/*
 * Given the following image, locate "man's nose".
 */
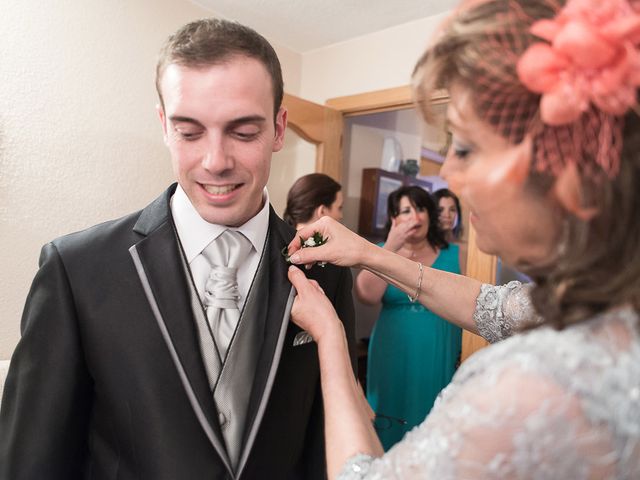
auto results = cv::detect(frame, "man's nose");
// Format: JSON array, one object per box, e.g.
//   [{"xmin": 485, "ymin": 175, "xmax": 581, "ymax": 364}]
[{"xmin": 201, "ymin": 135, "xmax": 233, "ymax": 173}]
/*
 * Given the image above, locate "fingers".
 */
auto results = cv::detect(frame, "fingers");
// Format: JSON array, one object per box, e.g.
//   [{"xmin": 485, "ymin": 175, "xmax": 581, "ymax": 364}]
[
  {"xmin": 287, "ymin": 265, "xmax": 310, "ymax": 291},
  {"xmin": 308, "ymin": 279, "xmax": 326, "ymax": 295},
  {"xmin": 288, "ymin": 244, "xmax": 324, "ymax": 266},
  {"xmin": 286, "ymin": 218, "xmax": 333, "ymax": 265}
]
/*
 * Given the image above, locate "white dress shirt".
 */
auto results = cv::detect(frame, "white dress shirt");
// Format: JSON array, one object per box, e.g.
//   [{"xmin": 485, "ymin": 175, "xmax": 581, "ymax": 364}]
[{"xmin": 170, "ymin": 185, "xmax": 270, "ymax": 311}]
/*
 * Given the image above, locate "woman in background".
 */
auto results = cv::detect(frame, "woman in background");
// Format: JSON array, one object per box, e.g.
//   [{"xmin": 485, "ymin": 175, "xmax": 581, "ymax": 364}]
[
  {"xmin": 283, "ymin": 173, "xmax": 343, "ymax": 229},
  {"xmin": 434, "ymin": 189, "xmax": 462, "ymax": 243},
  {"xmin": 434, "ymin": 188, "xmax": 467, "ymax": 273},
  {"xmin": 355, "ymin": 186, "xmax": 461, "ymax": 450}
]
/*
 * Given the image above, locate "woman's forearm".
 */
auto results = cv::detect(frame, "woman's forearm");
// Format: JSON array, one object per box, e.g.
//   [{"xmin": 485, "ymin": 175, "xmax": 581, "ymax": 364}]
[
  {"xmin": 318, "ymin": 324, "xmax": 383, "ymax": 479},
  {"xmin": 360, "ymin": 243, "xmax": 482, "ymax": 333}
]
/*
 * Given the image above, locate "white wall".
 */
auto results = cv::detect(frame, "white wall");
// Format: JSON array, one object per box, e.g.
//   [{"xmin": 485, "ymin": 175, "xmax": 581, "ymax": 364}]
[
  {"xmin": 0, "ymin": 0, "xmax": 302, "ymax": 360},
  {"xmin": 300, "ymin": 13, "xmax": 449, "ymax": 104}
]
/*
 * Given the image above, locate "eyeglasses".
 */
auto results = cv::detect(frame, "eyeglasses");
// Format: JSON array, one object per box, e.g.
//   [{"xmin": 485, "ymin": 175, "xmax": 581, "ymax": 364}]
[{"xmin": 373, "ymin": 413, "xmax": 407, "ymax": 431}]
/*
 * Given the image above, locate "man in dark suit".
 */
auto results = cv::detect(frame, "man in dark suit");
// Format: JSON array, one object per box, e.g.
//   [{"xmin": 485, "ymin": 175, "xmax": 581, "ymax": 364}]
[{"xmin": 0, "ymin": 18, "xmax": 356, "ymax": 479}]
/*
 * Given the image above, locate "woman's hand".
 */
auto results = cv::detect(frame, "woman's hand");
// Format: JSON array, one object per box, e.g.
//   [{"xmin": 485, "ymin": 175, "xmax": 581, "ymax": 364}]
[
  {"xmin": 287, "ymin": 265, "xmax": 344, "ymax": 343},
  {"xmin": 286, "ymin": 217, "xmax": 371, "ymax": 269},
  {"xmin": 384, "ymin": 217, "xmax": 417, "ymax": 252}
]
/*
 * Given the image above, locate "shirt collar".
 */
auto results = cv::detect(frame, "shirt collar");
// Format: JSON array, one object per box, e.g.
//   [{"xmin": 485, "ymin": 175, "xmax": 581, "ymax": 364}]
[{"xmin": 170, "ymin": 184, "xmax": 270, "ymax": 263}]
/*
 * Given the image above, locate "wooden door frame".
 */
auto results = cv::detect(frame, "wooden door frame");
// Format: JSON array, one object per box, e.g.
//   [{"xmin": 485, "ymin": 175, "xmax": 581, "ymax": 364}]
[
  {"xmin": 282, "ymin": 93, "xmax": 343, "ymax": 182},
  {"xmin": 325, "ymin": 85, "xmax": 494, "ymax": 361}
]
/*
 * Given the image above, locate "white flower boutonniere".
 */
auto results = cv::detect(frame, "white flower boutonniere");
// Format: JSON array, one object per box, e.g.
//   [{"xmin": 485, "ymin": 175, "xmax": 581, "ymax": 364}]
[{"xmin": 282, "ymin": 232, "xmax": 328, "ymax": 266}]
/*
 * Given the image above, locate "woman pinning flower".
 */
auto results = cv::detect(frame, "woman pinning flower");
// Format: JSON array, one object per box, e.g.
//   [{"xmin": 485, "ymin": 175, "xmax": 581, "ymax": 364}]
[{"xmin": 285, "ymin": 0, "xmax": 640, "ymax": 478}]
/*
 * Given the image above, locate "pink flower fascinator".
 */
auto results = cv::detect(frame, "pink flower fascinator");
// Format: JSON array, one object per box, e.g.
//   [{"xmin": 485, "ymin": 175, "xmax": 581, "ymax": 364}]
[
  {"xmin": 514, "ymin": 0, "xmax": 640, "ymax": 177},
  {"xmin": 517, "ymin": 0, "xmax": 640, "ymax": 125}
]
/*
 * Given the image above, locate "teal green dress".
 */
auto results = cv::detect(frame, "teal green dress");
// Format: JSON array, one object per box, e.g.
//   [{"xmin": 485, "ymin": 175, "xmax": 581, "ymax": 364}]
[{"xmin": 367, "ymin": 244, "xmax": 462, "ymax": 451}]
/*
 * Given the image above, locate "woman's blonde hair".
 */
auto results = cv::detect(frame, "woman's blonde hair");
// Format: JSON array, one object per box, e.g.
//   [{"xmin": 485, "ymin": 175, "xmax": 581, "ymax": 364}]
[{"xmin": 414, "ymin": 0, "xmax": 640, "ymax": 329}]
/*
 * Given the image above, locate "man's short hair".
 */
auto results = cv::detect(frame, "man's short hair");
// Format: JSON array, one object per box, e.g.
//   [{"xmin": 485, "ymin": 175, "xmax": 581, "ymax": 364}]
[{"xmin": 156, "ymin": 18, "xmax": 284, "ymax": 119}]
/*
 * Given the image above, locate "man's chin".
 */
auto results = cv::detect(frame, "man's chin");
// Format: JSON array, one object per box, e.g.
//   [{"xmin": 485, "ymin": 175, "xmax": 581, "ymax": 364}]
[{"xmin": 196, "ymin": 206, "xmax": 242, "ymax": 227}]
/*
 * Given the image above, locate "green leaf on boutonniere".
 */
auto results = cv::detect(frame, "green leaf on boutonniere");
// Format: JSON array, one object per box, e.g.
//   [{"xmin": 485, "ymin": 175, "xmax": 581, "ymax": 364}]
[{"xmin": 282, "ymin": 231, "xmax": 328, "ymax": 266}]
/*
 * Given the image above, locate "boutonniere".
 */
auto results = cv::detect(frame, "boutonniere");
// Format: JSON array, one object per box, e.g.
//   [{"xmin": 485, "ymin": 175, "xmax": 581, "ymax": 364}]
[{"xmin": 282, "ymin": 231, "xmax": 328, "ymax": 266}]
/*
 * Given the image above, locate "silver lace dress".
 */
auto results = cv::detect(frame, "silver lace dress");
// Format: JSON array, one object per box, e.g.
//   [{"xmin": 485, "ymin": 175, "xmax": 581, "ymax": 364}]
[{"xmin": 339, "ymin": 281, "xmax": 640, "ymax": 479}]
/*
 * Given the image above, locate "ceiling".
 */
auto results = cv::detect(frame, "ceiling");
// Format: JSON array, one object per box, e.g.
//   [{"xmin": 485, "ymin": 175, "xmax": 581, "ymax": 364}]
[{"xmin": 191, "ymin": 0, "xmax": 457, "ymax": 53}]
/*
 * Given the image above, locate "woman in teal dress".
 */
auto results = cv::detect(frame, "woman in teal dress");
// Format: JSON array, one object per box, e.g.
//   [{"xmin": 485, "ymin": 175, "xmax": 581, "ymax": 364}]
[{"xmin": 356, "ymin": 186, "xmax": 461, "ymax": 450}]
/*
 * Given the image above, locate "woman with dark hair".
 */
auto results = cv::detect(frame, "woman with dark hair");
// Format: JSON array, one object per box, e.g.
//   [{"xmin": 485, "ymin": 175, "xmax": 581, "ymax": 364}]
[
  {"xmin": 283, "ymin": 173, "xmax": 343, "ymax": 229},
  {"xmin": 433, "ymin": 189, "xmax": 463, "ymax": 241},
  {"xmin": 434, "ymin": 188, "xmax": 467, "ymax": 273},
  {"xmin": 355, "ymin": 185, "xmax": 461, "ymax": 450},
  {"xmin": 285, "ymin": 0, "xmax": 640, "ymax": 478}
]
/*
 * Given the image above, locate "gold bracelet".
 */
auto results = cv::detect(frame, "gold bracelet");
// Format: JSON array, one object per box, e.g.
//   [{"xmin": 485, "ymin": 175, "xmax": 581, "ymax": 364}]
[{"xmin": 408, "ymin": 262, "xmax": 423, "ymax": 303}]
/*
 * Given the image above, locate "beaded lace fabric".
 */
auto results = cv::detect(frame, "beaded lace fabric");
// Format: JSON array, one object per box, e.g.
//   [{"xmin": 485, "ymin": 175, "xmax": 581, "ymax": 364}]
[{"xmin": 339, "ymin": 282, "xmax": 640, "ymax": 479}]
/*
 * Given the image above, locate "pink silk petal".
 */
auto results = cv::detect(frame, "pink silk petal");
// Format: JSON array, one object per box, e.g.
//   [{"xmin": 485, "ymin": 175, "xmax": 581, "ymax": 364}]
[
  {"xmin": 554, "ymin": 20, "xmax": 617, "ymax": 68},
  {"xmin": 530, "ymin": 19, "xmax": 562, "ymax": 42},
  {"xmin": 590, "ymin": 50, "xmax": 630, "ymax": 97},
  {"xmin": 601, "ymin": 16, "xmax": 640, "ymax": 43},
  {"xmin": 540, "ymin": 88, "xmax": 584, "ymax": 125},
  {"xmin": 593, "ymin": 86, "xmax": 636, "ymax": 115},
  {"xmin": 517, "ymin": 43, "xmax": 566, "ymax": 92}
]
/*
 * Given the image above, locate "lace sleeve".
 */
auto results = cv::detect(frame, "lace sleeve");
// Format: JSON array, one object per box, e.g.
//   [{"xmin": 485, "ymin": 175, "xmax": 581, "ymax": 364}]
[
  {"xmin": 336, "ymin": 317, "xmax": 638, "ymax": 480},
  {"xmin": 473, "ymin": 281, "xmax": 541, "ymax": 343}
]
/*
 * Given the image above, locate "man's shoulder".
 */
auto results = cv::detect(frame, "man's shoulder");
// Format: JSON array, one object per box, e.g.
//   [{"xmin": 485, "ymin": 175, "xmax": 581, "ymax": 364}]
[
  {"xmin": 51, "ymin": 208, "xmax": 144, "ymax": 256},
  {"xmin": 51, "ymin": 186, "xmax": 174, "ymax": 256}
]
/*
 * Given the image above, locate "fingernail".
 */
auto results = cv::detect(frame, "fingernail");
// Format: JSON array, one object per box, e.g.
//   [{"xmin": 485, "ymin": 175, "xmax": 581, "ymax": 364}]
[{"xmin": 290, "ymin": 254, "xmax": 300, "ymax": 264}]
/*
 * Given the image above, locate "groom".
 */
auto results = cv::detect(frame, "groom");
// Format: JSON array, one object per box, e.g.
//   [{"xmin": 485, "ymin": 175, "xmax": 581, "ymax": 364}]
[{"xmin": 0, "ymin": 18, "xmax": 356, "ymax": 479}]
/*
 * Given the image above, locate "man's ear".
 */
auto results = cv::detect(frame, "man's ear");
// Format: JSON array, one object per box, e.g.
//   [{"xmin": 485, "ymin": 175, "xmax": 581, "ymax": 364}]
[
  {"xmin": 156, "ymin": 104, "xmax": 169, "ymax": 145},
  {"xmin": 553, "ymin": 162, "xmax": 599, "ymax": 221},
  {"xmin": 273, "ymin": 106, "xmax": 288, "ymax": 152}
]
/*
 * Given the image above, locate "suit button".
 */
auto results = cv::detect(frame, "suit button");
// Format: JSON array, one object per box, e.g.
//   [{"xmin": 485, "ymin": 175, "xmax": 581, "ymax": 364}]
[{"xmin": 219, "ymin": 412, "xmax": 228, "ymax": 427}]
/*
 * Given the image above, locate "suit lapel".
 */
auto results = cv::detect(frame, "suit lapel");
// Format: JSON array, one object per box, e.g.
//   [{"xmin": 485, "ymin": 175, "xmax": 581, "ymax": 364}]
[
  {"xmin": 236, "ymin": 208, "xmax": 296, "ymax": 477},
  {"xmin": 128, "ymin": 185, "xmax": 232, "ymax": 474}
]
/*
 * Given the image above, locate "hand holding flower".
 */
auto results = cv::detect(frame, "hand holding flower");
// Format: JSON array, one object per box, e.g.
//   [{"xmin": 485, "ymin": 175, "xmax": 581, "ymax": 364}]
[{"xmin": 285, "ymin": 217, "xmax": 372, "ymax": 269}]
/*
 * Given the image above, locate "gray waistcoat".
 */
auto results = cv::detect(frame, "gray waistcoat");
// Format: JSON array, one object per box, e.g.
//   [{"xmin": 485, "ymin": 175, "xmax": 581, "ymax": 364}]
[{"xmin": 184, "ymin": 234, "xmax": 269, "ymax": 471}]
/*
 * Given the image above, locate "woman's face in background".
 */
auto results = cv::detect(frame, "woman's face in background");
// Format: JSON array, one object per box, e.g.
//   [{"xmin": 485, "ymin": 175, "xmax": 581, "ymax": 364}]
[
  {"xmin": 438, "ymin": 196, "xmax": 458, "ymax": 233},
  {"xmin": 440, "ymin": 84, "xmax": 562, "ymax": 269},
  {"xmin": 394, "ymin": 196, "xmax": 429, "ymax": 241}
]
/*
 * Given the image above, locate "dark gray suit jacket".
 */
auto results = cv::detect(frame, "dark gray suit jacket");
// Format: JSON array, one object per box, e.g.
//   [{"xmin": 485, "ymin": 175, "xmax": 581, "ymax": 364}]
[{"xmin": 0, "ymin": 184, "xmax": 356, "ymax": 479}]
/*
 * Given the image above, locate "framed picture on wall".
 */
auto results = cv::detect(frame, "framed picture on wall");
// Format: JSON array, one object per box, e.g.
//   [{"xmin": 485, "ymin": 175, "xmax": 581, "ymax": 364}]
[{"xmin": 375, "ymin": 176, "xmax": 403, "ymax": 230}]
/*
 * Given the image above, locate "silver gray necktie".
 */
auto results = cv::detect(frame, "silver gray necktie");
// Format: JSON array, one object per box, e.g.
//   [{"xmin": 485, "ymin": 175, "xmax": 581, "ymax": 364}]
[{"xmin": 201, "ymin": 230, "xmax": 251, "ymax": 359}]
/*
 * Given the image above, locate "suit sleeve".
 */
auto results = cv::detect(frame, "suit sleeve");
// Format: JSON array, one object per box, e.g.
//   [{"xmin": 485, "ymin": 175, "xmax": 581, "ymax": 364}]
[
  {"xmin": 0, "ymin": 242, "xmax": 92, "ymax": 479},
  {"xmin": 333, "ymin": 266, "xmax": 357, "ymax": 374}
]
